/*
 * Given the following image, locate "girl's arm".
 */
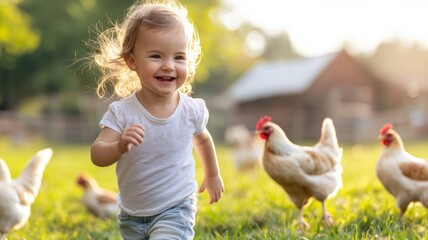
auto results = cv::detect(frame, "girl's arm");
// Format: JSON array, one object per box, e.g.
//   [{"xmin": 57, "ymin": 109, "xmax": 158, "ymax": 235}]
[
  {"xmin": 91, "ymin": 124, "xmax": 144, "ymax": 167},
  {"xmin": 193, "ymin": 129, "xmax": 224, "ymax": 204}
]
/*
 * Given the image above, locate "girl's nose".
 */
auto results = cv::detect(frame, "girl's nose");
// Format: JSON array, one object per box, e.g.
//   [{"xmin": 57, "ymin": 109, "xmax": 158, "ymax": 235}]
[{"xmin": 161, "ymin": 59, "xmax": 174, "ymax": 71}]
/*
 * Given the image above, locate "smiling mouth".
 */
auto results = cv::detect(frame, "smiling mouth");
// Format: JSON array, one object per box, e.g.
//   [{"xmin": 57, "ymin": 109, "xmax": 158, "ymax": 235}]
[{"xmin": 156, "ymin": 76, "xmax": 176, "ymax": 82}]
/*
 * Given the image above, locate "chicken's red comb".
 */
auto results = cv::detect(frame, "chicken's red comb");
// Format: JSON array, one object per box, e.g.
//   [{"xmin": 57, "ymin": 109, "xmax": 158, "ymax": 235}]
[
  {"xmin": 256, "ymin": 116, "xmax": 271, "ymax": 130},
  {"xmin": 380, "ymin": 123, "xmax": 393, "ymax": 135}
]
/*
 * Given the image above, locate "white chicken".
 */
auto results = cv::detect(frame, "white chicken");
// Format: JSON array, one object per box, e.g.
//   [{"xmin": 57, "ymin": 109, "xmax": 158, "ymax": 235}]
[
  {"xmin": 224, "ymin": 124, "xmax": 262, "ymax": 171},
  {"xmin": 255, "ymin": 116, "xmax": 343, "ymax": 229},
  {"xmin": 0, "ymin": 148, "xmax": 53, "ymax": 239},
  {"xmin": 76, "ymin": 173, "xmax": 119, "ymax": 218},
  {"xmin": 377, "ymin": 123, "xmax": 428, "ymax": 219}
]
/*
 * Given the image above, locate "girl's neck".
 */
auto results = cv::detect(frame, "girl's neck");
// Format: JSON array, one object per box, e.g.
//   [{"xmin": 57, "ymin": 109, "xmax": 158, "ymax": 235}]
[{"xmin": 136, "ymin": 90, "xmax": 180, "ymax": 119}]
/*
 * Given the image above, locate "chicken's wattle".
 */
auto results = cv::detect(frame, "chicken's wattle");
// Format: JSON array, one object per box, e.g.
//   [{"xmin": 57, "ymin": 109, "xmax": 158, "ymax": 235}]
[
  {"xmin": 382, "ymin": 139, "xmax": 391, "ymax": 146},
  {"xmin": 381, "ymin": 134, "xmax": 394, "ymax": 146},
  {"xmin": 260, "ymin": 132, "xmax": 269, "ymax": 140}
]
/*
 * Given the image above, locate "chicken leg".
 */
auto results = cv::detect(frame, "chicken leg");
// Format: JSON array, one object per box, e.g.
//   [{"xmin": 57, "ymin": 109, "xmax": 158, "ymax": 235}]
[
  {"xmin": 298, "ymin": 207, "xmax": 310, "ymax": 230},
  {"xmin": 322, "ymin": 201, "xmax": 334, "ymax": 225}
]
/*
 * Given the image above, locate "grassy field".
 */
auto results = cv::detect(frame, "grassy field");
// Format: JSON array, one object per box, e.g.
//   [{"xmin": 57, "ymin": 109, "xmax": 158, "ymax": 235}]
[{"xmin": 1, "ymin": 137, "xmax": 428, "ymax": 239}]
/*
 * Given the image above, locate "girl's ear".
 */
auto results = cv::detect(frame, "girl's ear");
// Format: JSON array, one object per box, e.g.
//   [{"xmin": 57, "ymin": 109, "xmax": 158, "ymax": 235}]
[{"xmin": 125, "ymin": 54, "xmax": 137, "ymax": 71}]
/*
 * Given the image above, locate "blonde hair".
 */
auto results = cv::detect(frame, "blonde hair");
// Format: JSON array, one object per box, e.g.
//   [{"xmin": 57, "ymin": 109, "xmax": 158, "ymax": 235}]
[{"xmin": 90, "ymin": 0, "xmax": 201, "ymax": 99}]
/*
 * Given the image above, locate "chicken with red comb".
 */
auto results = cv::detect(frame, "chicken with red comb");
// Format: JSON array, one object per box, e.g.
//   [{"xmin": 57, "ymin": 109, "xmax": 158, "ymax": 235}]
[
  {"xmin": 255, "ymin": 117, "xmax": 342, "ymax": 230},
  {"xmin": 377, "ymin": 124, "xmax": 428, "ymax": 220}
]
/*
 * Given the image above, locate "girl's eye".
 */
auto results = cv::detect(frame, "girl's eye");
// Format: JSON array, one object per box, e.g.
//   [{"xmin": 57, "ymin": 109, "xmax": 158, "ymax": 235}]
[
  {"xmin": 175, "ymin": 56, "xmax": 186, "ymax": 60},
  {"xmin": 150, "ymin": 54, "xmax": 161, "ymax": 59}
]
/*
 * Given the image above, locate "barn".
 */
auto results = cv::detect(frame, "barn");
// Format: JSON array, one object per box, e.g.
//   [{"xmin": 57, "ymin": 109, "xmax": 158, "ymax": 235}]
[{"xmin": 225, "ymin": 50, "xmax": 428, "ymax": 143}]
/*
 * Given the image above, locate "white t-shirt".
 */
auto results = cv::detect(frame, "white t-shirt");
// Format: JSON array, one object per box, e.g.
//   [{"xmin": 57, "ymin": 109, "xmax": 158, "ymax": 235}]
[{"xmin": 99, "ymin": 92, "xmax": 208, "ymax": 216}]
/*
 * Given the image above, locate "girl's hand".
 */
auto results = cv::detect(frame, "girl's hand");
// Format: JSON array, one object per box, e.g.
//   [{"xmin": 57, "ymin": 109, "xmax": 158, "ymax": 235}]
[
  {"xmin": 198, "ymin": 175, "xmax": 224, "ymax": 204},
  {"xmin": 118, "ymin": 124, "xmax": 145, "ymax": 154}
]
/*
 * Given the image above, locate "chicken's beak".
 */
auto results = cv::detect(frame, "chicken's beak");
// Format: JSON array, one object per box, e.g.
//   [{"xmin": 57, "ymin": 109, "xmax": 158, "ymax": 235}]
[
  {"xmin": 254, "ymin": 130, "xmax": 262, "ymax": 135},
  {"xmin": 377, "ymin": 134, "xmax": 384, "ymax": 140}
]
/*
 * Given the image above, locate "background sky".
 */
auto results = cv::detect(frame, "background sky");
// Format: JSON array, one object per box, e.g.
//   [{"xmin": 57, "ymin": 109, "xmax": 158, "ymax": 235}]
[{"xmin": 222, "ymin": 0, "xmax": 428, "ymax": 57}]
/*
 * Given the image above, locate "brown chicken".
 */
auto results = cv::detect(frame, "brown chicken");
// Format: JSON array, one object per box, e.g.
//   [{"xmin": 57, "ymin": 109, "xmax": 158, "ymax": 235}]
[
  {"xmin": 76, "ymin": 173, "xmax": 119, "ymax": 218},
  {"xmin": 0, "ymin": 148, "xmax": 53, "ymax": 239},
  {"xmin": 256, "ymin": 116, "xmax": 343, "ymax": 229},
  {"xmin": 377, "ymin": 124, "xmax": 428, "ymax": 219}
]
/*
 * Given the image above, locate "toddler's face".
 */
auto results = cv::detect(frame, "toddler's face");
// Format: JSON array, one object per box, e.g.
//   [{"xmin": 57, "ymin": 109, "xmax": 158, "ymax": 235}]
[{"xmin": 126, "ymin": 25, "xmax": 189, "ymax": 98}]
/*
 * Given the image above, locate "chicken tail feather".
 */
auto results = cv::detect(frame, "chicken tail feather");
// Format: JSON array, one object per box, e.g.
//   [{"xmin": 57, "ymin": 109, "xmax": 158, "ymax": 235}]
[
  {"xmin": 0, "ymin": 159, "xmax": 12, "ymax": 183},
  {"xmin": 13, "ymin": 148, "xmax": 53, "ymax": 198},
  {"xmin": 318, "ymin": 118, "xmax": 340, "ymax": 151}
]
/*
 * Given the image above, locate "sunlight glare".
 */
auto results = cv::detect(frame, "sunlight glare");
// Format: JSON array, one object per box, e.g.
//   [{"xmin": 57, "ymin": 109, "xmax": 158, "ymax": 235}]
[
  {"xmin": 223, "ymin": 0, "xmax": 428, "ymax": 57},
  {"xmin": 245, "ymin": 31, "xmax": 266, "ymax": 57}
]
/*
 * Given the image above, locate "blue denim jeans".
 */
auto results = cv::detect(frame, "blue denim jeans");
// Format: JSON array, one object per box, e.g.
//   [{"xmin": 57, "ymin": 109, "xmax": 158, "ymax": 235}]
[{"xmin": 118, "ymin": 194, "xmax": 197, "ymax": 240}]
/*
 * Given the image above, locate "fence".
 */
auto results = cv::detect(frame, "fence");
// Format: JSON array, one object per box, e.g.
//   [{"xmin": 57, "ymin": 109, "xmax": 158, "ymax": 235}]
[{"xmin": 0, "ymin": 111, "xmax": 99, "ymax": 145}]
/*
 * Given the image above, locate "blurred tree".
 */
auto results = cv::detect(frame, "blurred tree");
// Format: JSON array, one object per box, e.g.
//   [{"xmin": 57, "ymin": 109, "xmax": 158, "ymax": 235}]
[
  {"xmin": 262, "ymin": 31, "xmax": 300, "ymax": 61},
  {"xmin": 0, "ymin": 0, "xmax": 40, "ymax": 109},
  {"xmin": 183, "ymin": 0, "xmax": 255, "ymax": 96},
  {"xmin": 366, "ymin": 39, "xmax": 428, "ymax": 78},
  {"xmin": 1, "ymin": 0, "xmax": 135, "ymax": 111},
  {"xmin": 196, "ymin": 21, "xmax": 301, "ymax": 96},
  {"xmin": 0, "ymin": 0, "xmax": 40, "ymax": 56}
]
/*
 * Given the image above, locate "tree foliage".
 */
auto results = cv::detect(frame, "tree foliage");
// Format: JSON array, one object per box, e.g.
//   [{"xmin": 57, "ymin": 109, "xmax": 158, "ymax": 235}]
[
  {"xmin": 0, "ymin": 0, "xmax": 134, "ymax": 110},
  {"xmin": 0, "ymin": 0, "xmax": 40, "ymax": 56}
]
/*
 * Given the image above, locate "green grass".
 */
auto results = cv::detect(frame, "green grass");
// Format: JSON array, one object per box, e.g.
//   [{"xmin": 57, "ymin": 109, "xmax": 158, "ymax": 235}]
[{"xmin": 1, "ymin": 138, "xmax": 428, "ymax": 239}]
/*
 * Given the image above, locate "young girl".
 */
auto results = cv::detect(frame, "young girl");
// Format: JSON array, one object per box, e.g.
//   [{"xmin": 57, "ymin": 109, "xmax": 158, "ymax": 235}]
[{"xmin": 89, "ymin": 0, "xmax": 224, "ymax": 239}]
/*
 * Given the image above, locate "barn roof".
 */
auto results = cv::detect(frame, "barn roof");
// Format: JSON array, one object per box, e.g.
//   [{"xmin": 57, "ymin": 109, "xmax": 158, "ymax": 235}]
[{"xmin": 228, "ymin": 52, "xmax": 339, "ymax": 102}]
